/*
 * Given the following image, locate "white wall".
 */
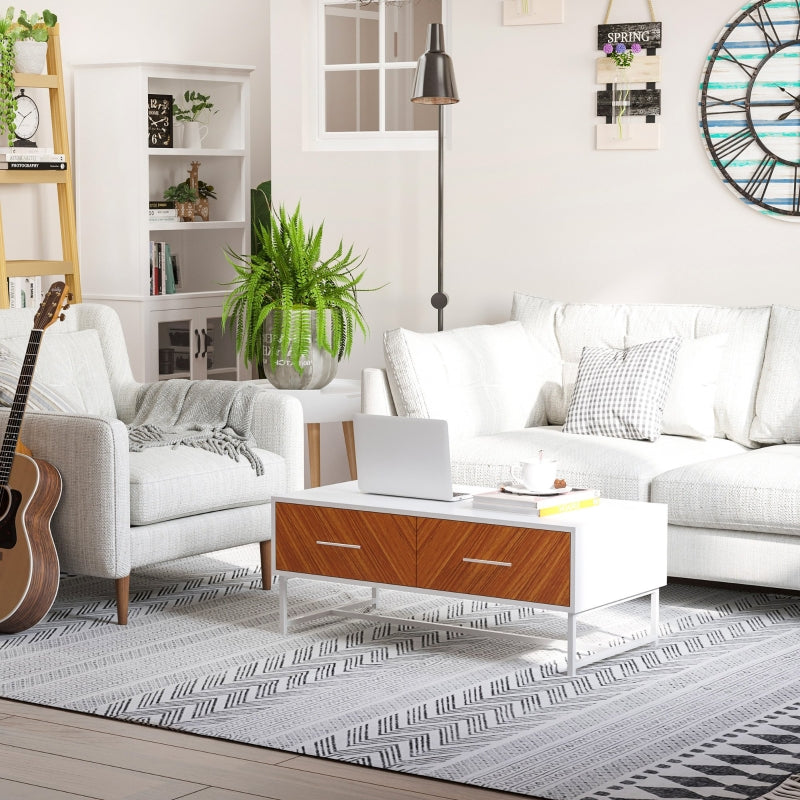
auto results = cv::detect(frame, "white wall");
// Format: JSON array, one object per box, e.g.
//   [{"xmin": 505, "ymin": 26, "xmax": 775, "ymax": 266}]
[{"xmin": 271, "ymin": 0, "xmax": 800, "ymax": 381}]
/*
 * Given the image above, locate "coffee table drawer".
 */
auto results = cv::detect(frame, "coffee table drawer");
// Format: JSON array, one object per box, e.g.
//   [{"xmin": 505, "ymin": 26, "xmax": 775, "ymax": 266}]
[
  {"xmin": 417, "ymin": 519, "xmax": 571, "ymax": 606},
  {"xmin": 275, "ymin": 503, "xmax": 416, "ymax": 586}
]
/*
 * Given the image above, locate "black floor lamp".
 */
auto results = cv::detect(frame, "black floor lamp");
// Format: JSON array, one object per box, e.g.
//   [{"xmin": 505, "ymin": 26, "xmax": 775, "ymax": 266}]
[{"xmin": 411, "ymin": 23, "xmax": 459, "ymax": 332}]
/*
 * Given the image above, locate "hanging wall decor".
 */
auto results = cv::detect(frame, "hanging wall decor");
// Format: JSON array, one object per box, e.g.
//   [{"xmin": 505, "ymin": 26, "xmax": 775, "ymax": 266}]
[
  {"xmin": 502, "ymin": 0, "xmax": 564, "ymax": 26},
  {"xmin": 595, "ymin": 0, "xmax": 662, "ymax": 150}
]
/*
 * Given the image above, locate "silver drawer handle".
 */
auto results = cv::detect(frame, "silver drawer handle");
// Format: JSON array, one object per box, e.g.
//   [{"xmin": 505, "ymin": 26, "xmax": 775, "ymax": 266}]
[
  {"xmin": 316, "ymin": 540, "xmax": 361, "ymax": 549},
  {"xmin": 462, "ymin": 557, "xmax": 512, "ymax": 567}
]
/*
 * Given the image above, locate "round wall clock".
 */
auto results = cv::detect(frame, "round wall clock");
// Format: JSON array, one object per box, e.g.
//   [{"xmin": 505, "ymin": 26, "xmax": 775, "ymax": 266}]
[{"xmin": 700, "ymin": 0, "xmax": 800, "ymax": 219}]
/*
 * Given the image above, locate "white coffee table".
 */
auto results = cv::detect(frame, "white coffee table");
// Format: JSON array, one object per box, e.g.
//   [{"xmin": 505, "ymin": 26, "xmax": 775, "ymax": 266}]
[{"xmin": 272, "ymin": 482, "xmax": 667, "ymax": 676}]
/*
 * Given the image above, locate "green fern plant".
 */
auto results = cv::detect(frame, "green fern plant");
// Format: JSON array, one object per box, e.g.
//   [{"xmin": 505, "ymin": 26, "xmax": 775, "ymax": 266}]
[{"xmin": 222, "ymin": 200, "xmax": 375, "ymax": 374}]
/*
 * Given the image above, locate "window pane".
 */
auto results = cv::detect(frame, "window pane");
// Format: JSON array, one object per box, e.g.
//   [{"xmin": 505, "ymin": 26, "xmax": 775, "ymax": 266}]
[
  {"xmin": 385, "ymin": 0, "xmax": 442, "ymax": 63},
  {"xmin": 325, "ymin": 3, "xmax": 379, "ymax": 65},
  {"xmin": 386, "ymin": 68, "xmax": 437, "ymax": 131},
  {"xmin": 326, "ymin": 70, "xmax": 380, "ymax": 132}
]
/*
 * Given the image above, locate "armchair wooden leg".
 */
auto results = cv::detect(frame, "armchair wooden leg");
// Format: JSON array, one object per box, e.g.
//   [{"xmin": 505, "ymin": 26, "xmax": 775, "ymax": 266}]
[
  {"xmin": 259, "ymin": 541, "xmax": 272, "ymax": 590},
  {"xmin": 116, "ymin": 576, "xmax": 130, "ymax": 625}
]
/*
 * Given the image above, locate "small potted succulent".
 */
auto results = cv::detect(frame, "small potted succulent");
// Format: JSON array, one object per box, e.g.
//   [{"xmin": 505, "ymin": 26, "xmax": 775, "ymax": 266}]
[{"xmin": 163, "ymin": 182, "xmax": 198, "ymax": 222}]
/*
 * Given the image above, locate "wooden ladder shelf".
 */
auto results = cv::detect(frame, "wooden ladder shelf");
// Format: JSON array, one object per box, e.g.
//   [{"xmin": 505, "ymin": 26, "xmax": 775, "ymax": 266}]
[{"xmin": 0, "ymin": 24, "xmax": 82, "ymax": 306}]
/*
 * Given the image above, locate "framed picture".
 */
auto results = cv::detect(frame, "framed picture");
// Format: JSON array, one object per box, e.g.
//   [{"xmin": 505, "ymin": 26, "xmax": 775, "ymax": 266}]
[{"xmin": 147, "ymin": 93, "xmax": 173, "ymax": 148}]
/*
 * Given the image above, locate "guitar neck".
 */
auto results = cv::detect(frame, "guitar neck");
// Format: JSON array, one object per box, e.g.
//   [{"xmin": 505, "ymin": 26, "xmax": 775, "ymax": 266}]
[{"xmin": 0, "ymin": 329, "xmax": 42, "ymax": 486}]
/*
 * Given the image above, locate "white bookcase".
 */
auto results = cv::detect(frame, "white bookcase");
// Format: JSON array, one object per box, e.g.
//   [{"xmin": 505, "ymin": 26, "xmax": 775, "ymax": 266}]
[{"xmin": 73, "ymin": 61, "xmax": 253, "ymax": 383}]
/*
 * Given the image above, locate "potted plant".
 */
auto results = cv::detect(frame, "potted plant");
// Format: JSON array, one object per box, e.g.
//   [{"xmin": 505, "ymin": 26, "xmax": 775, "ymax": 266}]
[
  {"xmin": 7, "ymin": 7, "xmax": 56, "ymax": 73},
  {"xmin": 0, "ymin": 7, "xmax": 55, "ymax": 144},
  {"xmin": 163, "ymin": 182, "xmax": 198, "ymax": 222},
  {"xmin": 172, "ymin": 89, "xmax": 216, "ymax": 148},
  {"xmin": 221, "ymin": 199, "xmax": 375, "ymax": 389}
]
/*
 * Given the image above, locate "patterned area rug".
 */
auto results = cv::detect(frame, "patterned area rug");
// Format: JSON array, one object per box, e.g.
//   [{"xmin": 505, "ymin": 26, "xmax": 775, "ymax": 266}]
[{"xmin": 1, "ymin": 544, "xmax": 799, "ymax": 800}]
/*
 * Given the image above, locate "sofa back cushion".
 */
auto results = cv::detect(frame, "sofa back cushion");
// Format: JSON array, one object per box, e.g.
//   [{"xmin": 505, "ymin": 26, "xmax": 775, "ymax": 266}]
[
  {"xmin": 750, "ymin": 304, "xmax": 800, "ymax": 443},
  {"xmin": 383, "ymin": 321, "xmax": 552, "ymax": 438},
  {"xmin": 511, "ymin": 293, "xmax": 771, "ymax": 447}
]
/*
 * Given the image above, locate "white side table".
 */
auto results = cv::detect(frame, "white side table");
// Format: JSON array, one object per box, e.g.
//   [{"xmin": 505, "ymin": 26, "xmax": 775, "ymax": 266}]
[{"xmin": 251, "ymin": 378, "xmax": 361, "ymax": 487}]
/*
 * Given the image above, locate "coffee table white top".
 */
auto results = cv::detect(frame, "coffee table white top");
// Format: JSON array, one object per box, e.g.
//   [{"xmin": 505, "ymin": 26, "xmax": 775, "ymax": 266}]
[{"xmin": 273, "ymin": 480, "xmax": 666, "ymax": 533}]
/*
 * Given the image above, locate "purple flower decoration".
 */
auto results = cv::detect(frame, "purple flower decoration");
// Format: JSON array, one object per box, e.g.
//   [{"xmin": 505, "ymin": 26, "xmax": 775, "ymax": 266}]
[
  {"xmin": 631, "ymin": 42, "xmax": 642, "ymax": 54},
  {"xmin": 603, "ymin": 43, "xmax": 613, "ymax": 54},
  {"xmin": 615, "ymin": 43, "xmax": 627, "ymax": 54}
]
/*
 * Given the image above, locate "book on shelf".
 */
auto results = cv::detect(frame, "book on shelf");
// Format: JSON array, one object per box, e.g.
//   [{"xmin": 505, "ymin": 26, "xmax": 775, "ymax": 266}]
[
  {"xmin": 0, "ymin": 153, "xmax": 65, "ymax": 162},
  {"xmin": 0, "ymin": 146, "xmax": 54, "ymax": 155},
  {"xmin": 149, "ymin": 241, "xmax": 178, "ymax": 296},
  {"xmin": 148, "ymin": 208, "xmax": 178, "ymax": 219},
  {"xmin": 149, "ymin": 201, "xmax": 175, "ymax": 209},
  {"xmin": 0, "ymin": 161, "xmax": 66, "ymax": 170},
  {"xmin": 471, "ymin": 488, "xmax": 601, "ymax": 516},
  {"xmin": 7, "ymin": 276, "xmax": 42, "ymax": 309}
]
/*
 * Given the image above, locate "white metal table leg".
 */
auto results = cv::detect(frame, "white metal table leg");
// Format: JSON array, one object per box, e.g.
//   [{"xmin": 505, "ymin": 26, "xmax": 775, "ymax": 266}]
[
  {"xmin": 567, "ymin": 612, "xmax": 577, "ymax": 676},
  {"xmin": 278, "ymin": 575, "xmax": 289, "ymax": 634},
  {"xmin": 650, "ymin": 588, "xmax": 660, "ymax": 643}
]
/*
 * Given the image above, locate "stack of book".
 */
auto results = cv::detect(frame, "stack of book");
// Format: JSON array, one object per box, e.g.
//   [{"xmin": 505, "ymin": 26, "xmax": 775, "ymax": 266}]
[
  {"xmin": 148, "ymin": 201, "xmax": 178, "ymax": 221},
  {"xmin": 0, "ymin": 148, "xmax": 66, "ymax": 170},
  {"xmin": 471, "ymin": 487, "xmax": 600, "ymax": 516},
  {"xmin": 149, "ymin": 241, "xmax": 180, "ymax": 296}
]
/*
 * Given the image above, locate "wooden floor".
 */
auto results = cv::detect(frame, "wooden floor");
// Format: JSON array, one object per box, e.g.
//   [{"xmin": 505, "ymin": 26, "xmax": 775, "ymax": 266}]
[{"xmin": 0, "ymin": 698, "xmax": 538, "ymax": 800}]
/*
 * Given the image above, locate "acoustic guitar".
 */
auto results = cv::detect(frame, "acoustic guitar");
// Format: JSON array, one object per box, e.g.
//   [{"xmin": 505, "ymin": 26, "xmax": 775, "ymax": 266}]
[{"xmin": 0, "ymin": 281, "xmax": 70, "ymax": 633}]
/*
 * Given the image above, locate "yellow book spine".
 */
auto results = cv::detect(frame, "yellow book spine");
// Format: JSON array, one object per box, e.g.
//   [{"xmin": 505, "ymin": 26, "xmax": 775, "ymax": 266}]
[{"xmin": 537, "ymin": 497, "xmax": 600, "ymax": 516}]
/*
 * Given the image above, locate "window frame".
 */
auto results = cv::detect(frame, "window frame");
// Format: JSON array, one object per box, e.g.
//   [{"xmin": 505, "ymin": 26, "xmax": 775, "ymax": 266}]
[{"xmin": 312, "ymin": 0, "xmax": 449, "ymax": 151}]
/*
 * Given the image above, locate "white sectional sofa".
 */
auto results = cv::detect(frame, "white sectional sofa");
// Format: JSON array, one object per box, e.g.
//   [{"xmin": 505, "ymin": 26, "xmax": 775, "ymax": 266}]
[{"xmin": 361, "ymin": 292, "xmax": 800, "ymax": 592}]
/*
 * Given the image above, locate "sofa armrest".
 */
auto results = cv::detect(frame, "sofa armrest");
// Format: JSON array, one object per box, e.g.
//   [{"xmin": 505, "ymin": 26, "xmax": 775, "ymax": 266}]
[
  {"xmin": 249, "ymin": 391, "xmax": 305, "ymax": 491},
  {"xmin": 361, "ymin": 368, "xmax": 397, "ymax": 416},
  {"xmin": 6, "ymin": 410, "xmax": 132, "ymax": 580}
]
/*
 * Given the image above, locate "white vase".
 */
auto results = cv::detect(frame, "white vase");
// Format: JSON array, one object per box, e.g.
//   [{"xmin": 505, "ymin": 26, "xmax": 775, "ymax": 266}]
[
  {"xmin": 13, "ymin": 40, "xmax": 47, "ymax": 75},
  {"xmin": 182, "ymin": 121, "xmax": 208, "ymax": 149}
]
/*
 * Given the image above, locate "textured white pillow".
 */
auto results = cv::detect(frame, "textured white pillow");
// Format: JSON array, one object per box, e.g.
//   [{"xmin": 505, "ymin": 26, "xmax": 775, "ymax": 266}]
[
  {"xmin": 563, "ymin": 338, "xmax": 681, "ymax": 441},
  {"xmin": 0, "ymin": 329, "xmax": 116, "ymax": 417},
  {"xmin": 0, "ymin": 346, "xmax": 79, "ymax": 413},
  {"xmin": 626, "ymin": 334, "xmax": 728, "ymax": 439},
  {"xmin": 383, "ymin": 321, "xmax": 550, "ymax": 439}
]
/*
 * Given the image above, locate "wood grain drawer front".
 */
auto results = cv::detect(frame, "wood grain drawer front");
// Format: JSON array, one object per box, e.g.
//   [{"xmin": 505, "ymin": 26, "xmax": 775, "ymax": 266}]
[
  {"xmin": 417, "ymin": 519, "xmax": 571, "ymax": 606},
  {"xmin": 275, "ymin": 504, "xmax": 416, "ymax": 586}
]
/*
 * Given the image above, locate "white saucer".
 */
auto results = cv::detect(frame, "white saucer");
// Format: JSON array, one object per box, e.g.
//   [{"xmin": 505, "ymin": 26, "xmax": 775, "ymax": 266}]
[{"xmin": 501, "ymin": 483, "xmax": 573, "ymax": 496}]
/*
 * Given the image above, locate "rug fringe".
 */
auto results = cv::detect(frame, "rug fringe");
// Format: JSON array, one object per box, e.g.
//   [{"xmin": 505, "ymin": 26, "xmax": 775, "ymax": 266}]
[{"xmin": 757, "ymin": 774, "xmax": 800, "ymax": 800}]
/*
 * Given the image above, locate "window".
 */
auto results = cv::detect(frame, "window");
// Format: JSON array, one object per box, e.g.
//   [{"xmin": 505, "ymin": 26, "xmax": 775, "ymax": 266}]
[{"xmin": 317, "ymin": 0, "xmax": 444, "ymax": 148}]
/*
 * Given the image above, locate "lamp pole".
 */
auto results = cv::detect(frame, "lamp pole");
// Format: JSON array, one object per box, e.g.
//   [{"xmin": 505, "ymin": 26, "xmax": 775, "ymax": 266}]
[{"xmin": 411, "ymin": 23, "xmax": 458, "ymax": 332}]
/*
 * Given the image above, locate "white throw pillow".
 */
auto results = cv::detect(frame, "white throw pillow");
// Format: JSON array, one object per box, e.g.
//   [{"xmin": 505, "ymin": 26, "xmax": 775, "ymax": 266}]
[
  {"xmin": 0, "ymin": 346, "xmax": 79, "ymax": 413},
  {"xmin": 652, "ymin": 334, "xmax": 727, "ymax": 439},
  {"xmin": 0, "ymin": 329, "xmax": 116, "ymax": 417},
  {"xmin": 383, "ymin": 321, "xmax": 551, "ymax": 439},
  {"xmin": 563, "ymin": 338, "xmax": 681, "ymax": 441}
]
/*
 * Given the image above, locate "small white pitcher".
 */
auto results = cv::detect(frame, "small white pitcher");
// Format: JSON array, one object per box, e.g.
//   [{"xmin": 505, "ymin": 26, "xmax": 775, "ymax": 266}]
[{"xmin": 182, "ymin": 121, "xmax": 208, "ymax": 149}]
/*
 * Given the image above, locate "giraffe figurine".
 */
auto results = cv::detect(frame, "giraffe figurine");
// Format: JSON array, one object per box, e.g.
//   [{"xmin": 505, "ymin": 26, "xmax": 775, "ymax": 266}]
[{"xmin": 187, "ymin": 161, "xmax": 209, "ymax": 222}]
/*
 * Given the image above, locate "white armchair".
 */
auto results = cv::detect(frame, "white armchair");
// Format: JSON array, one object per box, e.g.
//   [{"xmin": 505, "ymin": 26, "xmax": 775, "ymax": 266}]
[{"xmin": 0, "ymin": 303, "xmax": 304, "ymax": 624}]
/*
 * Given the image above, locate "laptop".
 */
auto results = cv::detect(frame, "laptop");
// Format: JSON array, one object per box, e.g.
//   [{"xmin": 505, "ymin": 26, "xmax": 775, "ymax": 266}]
[{"xmin": 353, "ymin": 414, "xmax": 471, "ymax": 502}]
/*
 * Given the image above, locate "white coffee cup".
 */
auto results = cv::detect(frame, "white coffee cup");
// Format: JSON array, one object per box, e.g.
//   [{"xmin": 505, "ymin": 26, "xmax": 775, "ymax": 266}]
[{"xmin": 511, "ymin": 458, "xmax": 558, "ymax": 492}]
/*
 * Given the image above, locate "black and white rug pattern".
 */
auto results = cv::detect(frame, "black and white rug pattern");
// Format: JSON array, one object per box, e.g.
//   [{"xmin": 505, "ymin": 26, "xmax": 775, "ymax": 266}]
[{"xmin": 1, "ymin": 545, "xmax": 799, "ymax": 800}]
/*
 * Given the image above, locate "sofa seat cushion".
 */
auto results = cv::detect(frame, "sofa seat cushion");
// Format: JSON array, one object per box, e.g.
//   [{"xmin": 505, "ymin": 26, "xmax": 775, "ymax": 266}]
[
  {"xmin": 652, "ymin": 444, "xmax": 800, "ymax": 536},
  {"xmin": 450, "ymin": 426, "xmax": 747, "ymax": 502},
  {"xmin": 129, "ymin": 446, "xmax": 286, "ymax": 526}
]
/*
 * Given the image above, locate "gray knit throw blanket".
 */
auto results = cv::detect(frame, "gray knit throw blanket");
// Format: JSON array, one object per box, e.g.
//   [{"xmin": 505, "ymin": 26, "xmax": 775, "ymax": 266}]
[{"xmin": 128, "ymin": 380, "xmax": 264, "ymax": 475}]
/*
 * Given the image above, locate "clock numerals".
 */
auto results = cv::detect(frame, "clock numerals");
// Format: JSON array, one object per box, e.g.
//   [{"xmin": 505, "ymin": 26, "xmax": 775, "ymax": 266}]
[
  {"xmin": 742, "ymin": 155, "xmax": 777, "ymax": 202},
  {"xmin": 749, "ymin": 4, "xmax": 782, "ymax": 52},
  {"xmin": 718, "ymin": 45, "xmax": 758, "ymax": 78},
  {"xmin": 711, "ymin": 126, "xmax": 756, "ymax": 167},
  {"xmin": 703, "ymin": 94, "xmax": 748, "ymax": 116}
]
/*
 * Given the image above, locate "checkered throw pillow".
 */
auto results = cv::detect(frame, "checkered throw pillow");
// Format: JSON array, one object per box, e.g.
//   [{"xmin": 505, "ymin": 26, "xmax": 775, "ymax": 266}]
[{"xmin": 562, "ymin": 337, "xmax": 681, "ymax": 441}]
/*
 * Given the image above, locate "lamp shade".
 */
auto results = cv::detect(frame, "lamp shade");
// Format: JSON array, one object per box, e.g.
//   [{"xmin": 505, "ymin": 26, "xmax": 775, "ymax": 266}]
[{"xmin": 410, "ymin": 23, "xmax": 459, "ymax": 105}]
